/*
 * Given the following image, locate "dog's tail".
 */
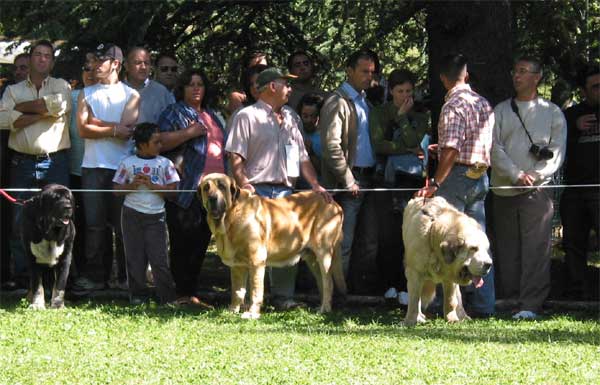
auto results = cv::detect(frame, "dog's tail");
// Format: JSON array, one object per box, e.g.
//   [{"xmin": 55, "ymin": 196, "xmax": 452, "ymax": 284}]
[{"xmin": 332, "ymin": 242, "xmax": 347, "ymax": 295}]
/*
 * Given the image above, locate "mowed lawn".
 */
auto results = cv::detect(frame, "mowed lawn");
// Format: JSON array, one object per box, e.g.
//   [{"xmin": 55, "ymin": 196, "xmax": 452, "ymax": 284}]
[{"xmin": 0, "ymin": 298, "xmax": 598, "ymax": 385}]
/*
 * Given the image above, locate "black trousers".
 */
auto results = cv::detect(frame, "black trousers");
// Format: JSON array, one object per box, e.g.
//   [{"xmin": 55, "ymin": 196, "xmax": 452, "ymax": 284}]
[
  {"xmin": 560, "ymin": 188, "xmax": 600, "ymax": 300},
  {"xmin": 165, "ymin": 197, "xmax": 212, "ymax": 297}
]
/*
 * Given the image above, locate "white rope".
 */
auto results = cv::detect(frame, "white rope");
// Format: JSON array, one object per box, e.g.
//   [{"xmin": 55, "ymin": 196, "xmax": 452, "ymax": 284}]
[{"xmin": 1, "ymin": 183, "xmax": 598, "ymax": 194}]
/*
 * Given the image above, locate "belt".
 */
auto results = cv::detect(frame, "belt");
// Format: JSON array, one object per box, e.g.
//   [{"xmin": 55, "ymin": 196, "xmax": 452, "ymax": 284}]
[
  {"xmin": 352, "ymin": 166, "xmax": 375, "ymax": 176},
  {"xmin": 11, "ymin": 149, "xmax": 67, "ymax": 161}
]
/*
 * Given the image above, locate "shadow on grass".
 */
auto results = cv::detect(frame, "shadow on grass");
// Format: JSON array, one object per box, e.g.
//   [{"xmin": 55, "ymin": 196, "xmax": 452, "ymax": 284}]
[{"xmin": 2, "ymin": 296, "xmax": 598, "ymax": 345}]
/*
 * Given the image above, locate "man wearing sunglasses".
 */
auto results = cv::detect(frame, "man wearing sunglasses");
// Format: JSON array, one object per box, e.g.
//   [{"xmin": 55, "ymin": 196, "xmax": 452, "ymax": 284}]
[
  {"xmin": 74, "ymin": 43, "xmax": 140, "ymax": 292},
  {"xmin": 155, "ymin": 54, "xmax": 180, "ymax": 92}
]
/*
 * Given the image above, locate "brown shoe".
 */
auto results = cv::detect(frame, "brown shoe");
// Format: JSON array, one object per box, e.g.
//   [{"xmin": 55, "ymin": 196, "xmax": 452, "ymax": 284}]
[{"xmin": 189, "ymin": 296, "xmax": 214, "ymax": 310}]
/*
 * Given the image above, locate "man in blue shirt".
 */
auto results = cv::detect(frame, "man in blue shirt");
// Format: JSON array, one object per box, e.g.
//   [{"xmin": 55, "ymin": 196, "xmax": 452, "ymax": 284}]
[{"xmin": 320, "ymin": 49, "xmax": 378, "ymax": 291}]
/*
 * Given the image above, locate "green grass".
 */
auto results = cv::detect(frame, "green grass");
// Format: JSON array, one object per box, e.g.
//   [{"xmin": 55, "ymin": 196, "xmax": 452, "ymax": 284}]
[{"xmin": 0, "ymin": 298, "xmax": 598, "ymax": 385}]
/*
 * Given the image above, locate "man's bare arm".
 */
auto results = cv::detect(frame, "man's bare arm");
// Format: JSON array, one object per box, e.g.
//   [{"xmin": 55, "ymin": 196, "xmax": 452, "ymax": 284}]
[
  {"xmin": 229, "ymin": 152, "xmax": 254, "ymax": 192},
  {"xmin": 12, "ymin": 114, "xmax": 47, "ymax": 129},
  {"xmin": 14, "ymin": 99, "xmax": 48, "ymax": 115}
]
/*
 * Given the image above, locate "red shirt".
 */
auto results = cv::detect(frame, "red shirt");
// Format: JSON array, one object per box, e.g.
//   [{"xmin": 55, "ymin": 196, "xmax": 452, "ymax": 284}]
[{"xmin": 199, "ymin": 110, "xmax": 225, "ymax": 179}]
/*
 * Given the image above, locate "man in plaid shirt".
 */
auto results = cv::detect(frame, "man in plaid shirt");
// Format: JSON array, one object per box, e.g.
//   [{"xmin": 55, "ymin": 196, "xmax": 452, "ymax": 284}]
[{"xmin": 416, "ymin": 53, "xmax": 495, "ymax": 317}]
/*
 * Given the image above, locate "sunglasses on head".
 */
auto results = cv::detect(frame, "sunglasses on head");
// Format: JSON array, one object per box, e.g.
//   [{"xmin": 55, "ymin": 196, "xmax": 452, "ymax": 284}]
[{"xmin": 159, "ymin": 66, "xmax": 178, "ymax": 73}]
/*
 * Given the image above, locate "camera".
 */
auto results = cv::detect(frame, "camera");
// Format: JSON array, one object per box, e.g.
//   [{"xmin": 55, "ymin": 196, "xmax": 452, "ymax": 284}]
[{"xmin": 529, "ymin": 144, "xmax": 553, "ymax": 160}]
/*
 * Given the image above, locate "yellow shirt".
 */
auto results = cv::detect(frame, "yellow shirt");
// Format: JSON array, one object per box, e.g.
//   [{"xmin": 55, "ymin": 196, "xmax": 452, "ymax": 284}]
[{"xmin": 0, "ymin": 76, "xmax": 71, "ymax": 155}]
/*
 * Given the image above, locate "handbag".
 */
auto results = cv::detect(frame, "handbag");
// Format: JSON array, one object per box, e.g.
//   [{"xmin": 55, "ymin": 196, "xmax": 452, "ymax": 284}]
[{"xmin": 384, "ymin": 134, "xmax": 430, "ymax": 184}]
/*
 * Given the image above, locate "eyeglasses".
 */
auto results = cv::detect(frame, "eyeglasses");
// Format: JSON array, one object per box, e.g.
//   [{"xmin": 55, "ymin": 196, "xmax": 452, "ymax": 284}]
[
  {"xmin": 159, "ymin": 66, "xmax": 178, "ymax": 73},
  {"xmin": 82, "ymin": 66, "xmax": 93, "ymax": 72},
  {"xmin": 510, "ymin": 69, "xmax": 540, "ymax": 76}
]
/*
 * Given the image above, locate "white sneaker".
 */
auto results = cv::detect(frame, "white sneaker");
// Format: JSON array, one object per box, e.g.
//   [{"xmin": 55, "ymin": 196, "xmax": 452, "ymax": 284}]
[
  {"xmin": 384, "ymin": 287, "xmax": 398, "ymax": 299},
  {"xmin": 398, "ymin": 291, "xmax": 409, "ymax": 306},
  {"xmin": 512, "ymin": 310, "xmax": 538, "ymax": 320}
]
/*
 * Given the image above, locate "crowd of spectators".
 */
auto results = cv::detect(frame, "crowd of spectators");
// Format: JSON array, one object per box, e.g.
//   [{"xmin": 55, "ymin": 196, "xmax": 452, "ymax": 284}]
[{"xmin": 0, "ymin": 40, "xmax": 598, "ymax": 316}]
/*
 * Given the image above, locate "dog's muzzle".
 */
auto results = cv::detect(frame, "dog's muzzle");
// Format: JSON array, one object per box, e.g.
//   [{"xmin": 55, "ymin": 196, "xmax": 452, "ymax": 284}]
[
  {"xmin": 459, "ymin": 263, "xmax": 491, "ymax": 289},
  {"xmin": 207, "ymin": 194, "xmax": 226, "ymax": 219}
]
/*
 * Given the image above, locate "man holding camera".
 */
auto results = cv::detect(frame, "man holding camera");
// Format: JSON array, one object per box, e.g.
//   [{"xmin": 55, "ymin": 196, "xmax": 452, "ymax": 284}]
[{"xmin": 490, "ymin": 57, "xmax": 566, "ymax": 319}]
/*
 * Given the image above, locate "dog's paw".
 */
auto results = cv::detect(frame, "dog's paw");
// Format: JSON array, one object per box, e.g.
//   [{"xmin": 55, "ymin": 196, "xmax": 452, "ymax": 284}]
[
  {"xmin": 228, "ymin": 305, "xmax": 241, "ymax": 313},
  {"xmin": 29, "ymin": 302, "xmax": 46, "ymax": 310},
  {"xmin": 241, "ymin": 311, "xmax": 260, "ymax": 320},
  {"xmin": 50, "ymin": 300, "xmax": 65, "ymax": 309}
]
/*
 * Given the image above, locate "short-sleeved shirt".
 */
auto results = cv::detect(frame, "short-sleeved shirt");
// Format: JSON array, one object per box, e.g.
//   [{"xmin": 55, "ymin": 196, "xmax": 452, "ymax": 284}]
[
  {"xmin": 82, "ymin": 82, "xmax": 139, "ymax": 170},
  {"xmin": 124, "ymin": 79, "xmax": 174, "ymax": 124},
  {"xmin": 113, "ymin": 155, "xmax": 180, "ymax": 214},
  {"xmin": 438, "ymin": 84, "xmax": 494, "ymax": 166},
  {"xmin": 225, "ymin": 99, "xmax": 309, "ymax": 187},
  {"xmin": 0, "ymin": 76, "xmax": 71, "ymax": 155}
]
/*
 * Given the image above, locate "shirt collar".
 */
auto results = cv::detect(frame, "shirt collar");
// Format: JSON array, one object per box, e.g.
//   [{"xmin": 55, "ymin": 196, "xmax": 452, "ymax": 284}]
[
  {"xmin": 341, "ymin": 81, "xmax": 366, "ymax": 102},
  {"xmin": 25, "ymin": 75, "xmax": 50, "ymax": 88},
  {"xmin": 445, "ymin": 83, "xmax": 472, "ymax": 102},
  {"xmin": 124, "ymin": 78, "xmax": 150, "ymax": 90}
]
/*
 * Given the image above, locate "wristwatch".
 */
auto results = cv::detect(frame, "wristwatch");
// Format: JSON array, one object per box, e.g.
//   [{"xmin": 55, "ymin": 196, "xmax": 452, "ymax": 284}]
[{"xmin": 429, "ymin": 178, "xmax": 440, "ymax": 189}]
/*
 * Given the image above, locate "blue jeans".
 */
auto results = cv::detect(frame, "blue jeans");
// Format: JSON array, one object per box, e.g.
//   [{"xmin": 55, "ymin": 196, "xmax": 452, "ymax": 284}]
[
  {"xmin": 8, "ymin": 150, "xmax": 70, "ymax": 275},
  {"xmin": 436, "ymin": 164, "xmax": 495, "ymax": 315},
  {"xmin": 335, "ymin": 173, "xmax": 376, "ymax": 281},
  {"xmin": 81, "ymin": 167, "xmax": 126, "ymax": 284},
  {"xmin": 253, "ymin": 184, "xmax": 296, "ymax": 300}
]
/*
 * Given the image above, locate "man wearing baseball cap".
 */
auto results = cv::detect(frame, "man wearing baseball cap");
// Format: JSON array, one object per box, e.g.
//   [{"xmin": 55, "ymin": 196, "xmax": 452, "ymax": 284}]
[
  {"xmin": 74, "ymin": 42, "xmax": 140, "ymax": 292},
  {"xmin": 226, "ymin": 67, "xmax": 330, "ymax": 311}
]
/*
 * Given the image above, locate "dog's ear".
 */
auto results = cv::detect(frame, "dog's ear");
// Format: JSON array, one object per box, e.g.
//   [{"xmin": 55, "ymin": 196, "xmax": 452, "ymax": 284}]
[
  {"xmin": 440, "ymin": 237, "xmax": 465, "ymax": 264},
  {"xmin": 230, "ymin": 181, "xmax": 240, "ymax": 202}
]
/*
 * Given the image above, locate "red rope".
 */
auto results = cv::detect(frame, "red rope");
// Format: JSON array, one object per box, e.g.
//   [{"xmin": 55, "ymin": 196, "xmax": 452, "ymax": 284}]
[{"xmin": 0, "ymin": 189, "xmax": 24, "ymax": 205}]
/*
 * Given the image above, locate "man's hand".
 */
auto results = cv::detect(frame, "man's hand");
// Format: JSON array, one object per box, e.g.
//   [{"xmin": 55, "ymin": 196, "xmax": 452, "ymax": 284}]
[
  {"xmin": 414, "ymin": 185, "xmax": 437, "ymax": 198},
  {"xmin": 311, "ymin": 184, "xmax": 333, "ymax": 203},
  {"xmin": 410, "ymin": 147, "xmax": 425, "ymax": 159},
  {"xmin": 515, "ymin": 172, "xmax": 535, "ymax": 186},
  {"xmin": 114, "ymin": 124, "xmax": 134, "ymax": 139},
  {"xmin": 241, "ymin": 183, "xmax": 255, "ymax": 193},
  {"xmin": 576, "ymin": 114, "xmax": 598, "ymax": 132},
  {"xmin": 186, "ymin": 121, "xmax": 207, "ymax": 138},
  {"xmin": 427, "ymin": 143, "xmax": 438, "ymax": 160},
  {"xmin": 348, "ymin": 182, "xmax": 360, "ymax": 197}
]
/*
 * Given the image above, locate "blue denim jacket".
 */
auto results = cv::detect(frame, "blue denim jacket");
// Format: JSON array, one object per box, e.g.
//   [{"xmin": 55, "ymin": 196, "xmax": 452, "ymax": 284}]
[{"xmin": 158, "ymin": 101, "xmax": 227, "ymax": 208}]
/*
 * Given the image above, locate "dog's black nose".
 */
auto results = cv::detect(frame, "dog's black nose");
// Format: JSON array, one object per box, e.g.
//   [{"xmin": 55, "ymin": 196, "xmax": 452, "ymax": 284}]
[{"xmin": 482, "ymin": 262, "xmax": 492, "ymax": 273}]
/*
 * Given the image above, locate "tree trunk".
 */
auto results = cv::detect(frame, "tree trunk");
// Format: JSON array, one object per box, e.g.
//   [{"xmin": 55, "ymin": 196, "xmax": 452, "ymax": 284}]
[{"xmin": 426, "ymin": 1, "xmax": 513, "ymax": 134}]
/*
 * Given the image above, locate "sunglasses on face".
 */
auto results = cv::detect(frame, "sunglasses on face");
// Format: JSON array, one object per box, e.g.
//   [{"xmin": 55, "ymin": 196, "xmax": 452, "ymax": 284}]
[{"xmin": 159, "ymin": 66, "xmax": 178, "ymax": 73}]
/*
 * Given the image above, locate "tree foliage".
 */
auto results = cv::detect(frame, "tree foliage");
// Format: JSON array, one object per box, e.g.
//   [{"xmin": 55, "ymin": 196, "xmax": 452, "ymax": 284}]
[{"xmin": 0, "ymin": 0, "xmax": 597, "ymax": 107}]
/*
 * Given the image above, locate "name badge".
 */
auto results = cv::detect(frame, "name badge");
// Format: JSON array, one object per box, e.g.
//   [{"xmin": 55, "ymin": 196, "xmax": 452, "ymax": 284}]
[{"xmin": 285, "ymin": 143, "xmax": 300, "ymax": 177}]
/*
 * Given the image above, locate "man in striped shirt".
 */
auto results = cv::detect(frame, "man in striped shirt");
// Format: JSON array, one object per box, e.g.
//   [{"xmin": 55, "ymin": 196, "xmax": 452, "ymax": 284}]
[{"xmin": 416, "ymin": 53, "xmax": 495, "ymax": 317}]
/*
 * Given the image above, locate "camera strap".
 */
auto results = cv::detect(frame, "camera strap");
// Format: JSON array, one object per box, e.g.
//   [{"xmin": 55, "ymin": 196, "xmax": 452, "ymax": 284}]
[{"xmin": 510, "ymin": 98, "xmax": 535, "ymax": 145}]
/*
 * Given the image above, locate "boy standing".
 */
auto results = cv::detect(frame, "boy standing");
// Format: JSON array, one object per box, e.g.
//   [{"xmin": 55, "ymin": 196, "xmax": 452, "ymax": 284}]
[{"xmin": 113, "ymin": 123, "xmax": 179, "ymax": 305}]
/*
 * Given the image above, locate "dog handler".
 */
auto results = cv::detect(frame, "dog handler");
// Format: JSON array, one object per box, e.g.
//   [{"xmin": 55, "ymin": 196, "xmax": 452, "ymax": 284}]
[
  {"xmin": 415, "ymin": 53, "xmax": 495, "ymax": 317},
  {"xmin": 226, "ymin": 67, "xmax": 330, "ymax": 310}
]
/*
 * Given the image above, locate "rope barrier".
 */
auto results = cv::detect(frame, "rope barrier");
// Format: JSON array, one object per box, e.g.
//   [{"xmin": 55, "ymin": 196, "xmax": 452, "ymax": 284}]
[{"xmin": 0, "ymin": 183, "xmax": 598, "ymax": 195}]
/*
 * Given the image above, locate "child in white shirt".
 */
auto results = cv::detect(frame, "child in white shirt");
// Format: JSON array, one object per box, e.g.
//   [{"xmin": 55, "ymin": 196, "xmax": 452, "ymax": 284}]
[{"xmin": 113, "ymin": 122, "xmax": 179, "ymax": 305}]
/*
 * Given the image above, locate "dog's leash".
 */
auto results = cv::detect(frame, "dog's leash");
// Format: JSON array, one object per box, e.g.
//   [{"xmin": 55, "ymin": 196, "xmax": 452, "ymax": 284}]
[{"xmin": 0, "ymin": 188, "xmax": 25, "ymax": 205}]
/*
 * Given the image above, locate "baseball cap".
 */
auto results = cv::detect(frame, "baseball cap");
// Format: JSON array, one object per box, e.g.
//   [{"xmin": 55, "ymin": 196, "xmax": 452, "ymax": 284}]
[
  {"xmin": 255, "ymin": 67, "xmax": 298, "ymax": 89},
  {"xmin": 94, "ymin": 43, "xmax": 123, "ymax": 62}
]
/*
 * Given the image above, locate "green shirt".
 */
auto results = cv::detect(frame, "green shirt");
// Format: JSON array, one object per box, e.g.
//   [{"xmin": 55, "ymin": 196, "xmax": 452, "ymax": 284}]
[{"xmin": 369, "ymin": 101, "xmax": 431, "ymax": 155}]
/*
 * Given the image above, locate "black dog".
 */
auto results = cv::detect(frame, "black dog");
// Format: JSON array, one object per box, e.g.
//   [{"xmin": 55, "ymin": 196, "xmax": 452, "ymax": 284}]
[{"xmin": 21, "ymin": 184, "xmax": 75, "ymax": 309}]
